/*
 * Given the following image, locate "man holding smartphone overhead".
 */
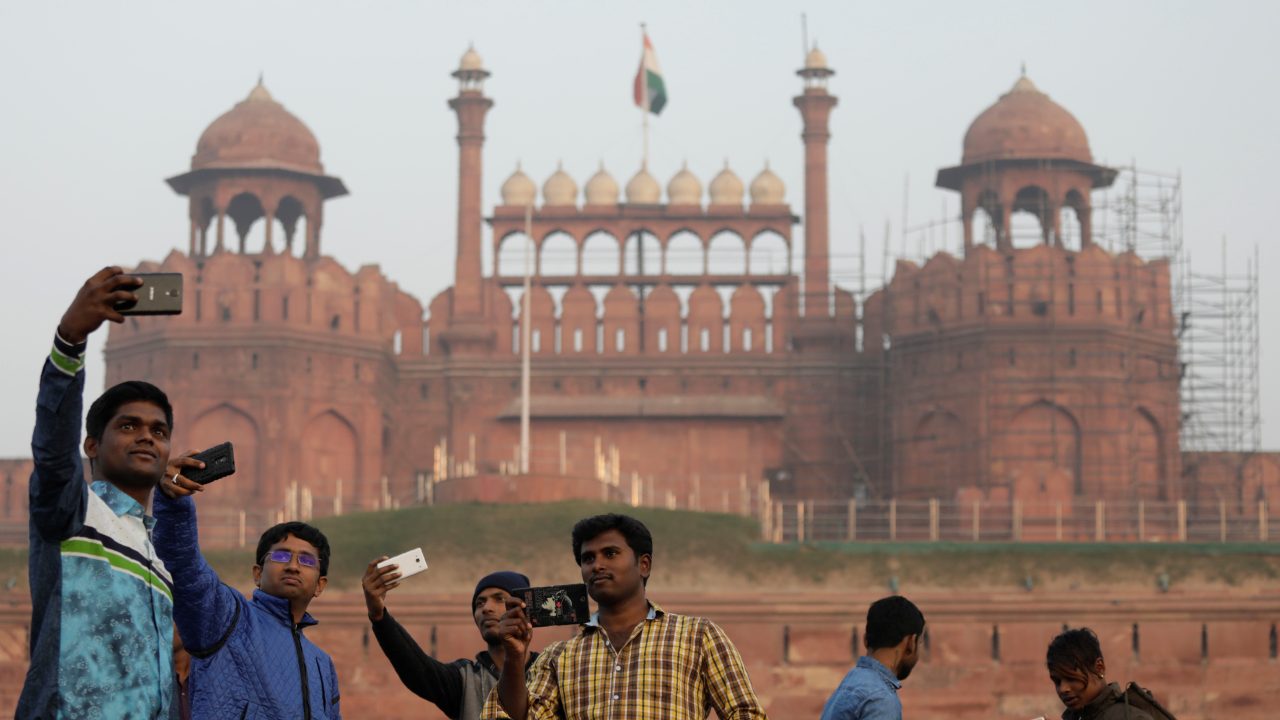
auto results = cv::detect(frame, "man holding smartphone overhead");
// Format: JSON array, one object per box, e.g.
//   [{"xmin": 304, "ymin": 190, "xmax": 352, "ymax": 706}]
[
  {"xmin": 363, "ymin": 561, "xmax": 540, "ymax": 720},
  {"xmin": 19, "ymin": 267, "xmax": 178, "ymax": 718},
  {"xmin": 154, "ymin": 470, "xmax": 341, "ymax": 717},
  {"xmin": 484, "ymin": 513, "xmax": 767, "ymax": 720}
]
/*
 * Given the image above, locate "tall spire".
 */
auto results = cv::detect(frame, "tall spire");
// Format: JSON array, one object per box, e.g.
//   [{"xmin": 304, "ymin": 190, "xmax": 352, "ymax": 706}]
[
  {"xmin": 793, "ymin": 48, "xmax": 837, "ymax": 322},
  {"xmin": 448, "ymin": 46, "xmax": 494, "ymax": 324}
]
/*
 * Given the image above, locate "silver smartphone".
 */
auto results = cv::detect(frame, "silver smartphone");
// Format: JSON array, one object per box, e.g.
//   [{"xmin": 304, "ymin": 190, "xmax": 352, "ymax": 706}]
[
  {"xmin": 377, "ymin": 547, "xmax": 428, "ymax": 581},
  {"xmin": 115, "ymin": 273, "xmax": 183, "ymax": 316}
]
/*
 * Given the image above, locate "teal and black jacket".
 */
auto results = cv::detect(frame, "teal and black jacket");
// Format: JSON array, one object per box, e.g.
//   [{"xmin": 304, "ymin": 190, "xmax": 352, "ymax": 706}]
[{"xmin": 19, "ymin": 333, "xmax": 175, "ymax": 718}]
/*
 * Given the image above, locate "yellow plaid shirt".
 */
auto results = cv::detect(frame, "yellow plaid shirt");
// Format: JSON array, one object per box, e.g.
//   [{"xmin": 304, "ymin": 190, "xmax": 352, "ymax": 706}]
[{"xmin": 482, "ymin": 602, "xmax": 766, "ymax": 719}]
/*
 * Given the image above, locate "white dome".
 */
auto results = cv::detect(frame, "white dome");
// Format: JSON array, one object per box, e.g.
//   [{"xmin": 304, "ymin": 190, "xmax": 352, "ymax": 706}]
[
  {"xmin": 708, "ymin": 162, "xmax": 744, "ymax": 206},
  {"xmin": 749, "ymin": 163, "xmax": 785, "ymax": 205},
  {"xmin": 804, "ymin": 45, "xmax": 828, "ymax": 70},
  {"xmin": 667, "ymin": 164, "xmax": 702, "ymax": 205},
  {"xmin": 625, "ymin": 166, "xmax": 661, "ymax": 204},
  {"xmin": 584, "ymin": 164, "xmax": 619, "ymax": 206},
  {"xmin": 542, "ymin": 163, "xmax": 578, "ymax": 207},
  {"xmin": 500, "ymin": 164, "xmax": 536, "ymax": 206},
  {"xmin": 459, "ymin": 45, "xmax": 484, "ymax": 72}
]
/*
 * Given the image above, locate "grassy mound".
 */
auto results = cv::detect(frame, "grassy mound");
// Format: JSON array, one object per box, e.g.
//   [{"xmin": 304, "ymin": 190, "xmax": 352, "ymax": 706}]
[
  {"xmin": 210, "ymin": 502, "xmax": 1280, "ymax": 594},
  {"xmin": 2, "ymin": 502, "xmax": 1276, "ymax": 594}
]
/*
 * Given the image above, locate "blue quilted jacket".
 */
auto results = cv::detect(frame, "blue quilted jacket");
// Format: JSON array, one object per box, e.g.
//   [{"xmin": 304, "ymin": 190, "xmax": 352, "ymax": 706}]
[{"xmin": 153, "ymin": 493, "xmax": 341, "ymax": 719}]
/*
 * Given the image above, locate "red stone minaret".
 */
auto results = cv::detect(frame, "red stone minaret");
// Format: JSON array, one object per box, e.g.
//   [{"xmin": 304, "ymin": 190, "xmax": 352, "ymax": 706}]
[
  {"xmin": 448, "ymin": 46, "xmax": 493, "ymax": 320},
  {"xmin": 793, "ymin": 46, "xmax": 837, "ymax": 319}
]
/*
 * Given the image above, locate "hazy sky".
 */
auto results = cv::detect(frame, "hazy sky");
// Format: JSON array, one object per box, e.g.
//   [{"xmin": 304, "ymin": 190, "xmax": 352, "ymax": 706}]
[{"xmin": 1, "ymin": 1, "xmax": 1277, "ymax": 456}]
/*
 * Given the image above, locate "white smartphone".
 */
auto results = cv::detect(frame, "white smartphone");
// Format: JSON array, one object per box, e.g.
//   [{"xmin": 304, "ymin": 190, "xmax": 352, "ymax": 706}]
[{"xmin": 377, "ymin": 547, "xmax": 428, "ymax": 581}]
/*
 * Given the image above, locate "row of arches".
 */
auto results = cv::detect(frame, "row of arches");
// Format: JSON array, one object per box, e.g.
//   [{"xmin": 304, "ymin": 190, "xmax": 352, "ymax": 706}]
[
  {"xmin": 899, "ymin": 401, "xmax": 1167, "ymax": 501},
  {"xmin": 493, "ymin": 229, "xmax": 791, "ymax": 277},
  {"xmin": 192, "ymin": 191, "xmax": 314, "ymax": 257},
  {"xmin": 502, "ymin": 282, "xmax": 798, "ymax": 356},
  {"xmin": 967, "ymin": 185, "xmax": 1092, "ymax": 251}
]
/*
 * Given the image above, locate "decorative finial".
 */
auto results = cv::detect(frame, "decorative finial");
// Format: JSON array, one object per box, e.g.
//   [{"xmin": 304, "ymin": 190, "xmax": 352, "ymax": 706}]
[
  {"xmin": 1020, "ymin": 61, "xmax": 1026, "ymax": 77},
  {"xmin": 257, "ymin": 71, "xmax": 264, "ymax": 86}
]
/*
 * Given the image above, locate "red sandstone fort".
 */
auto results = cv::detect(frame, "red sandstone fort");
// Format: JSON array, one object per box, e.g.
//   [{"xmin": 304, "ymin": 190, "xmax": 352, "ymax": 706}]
[
  {"xmin": 69, "ymin": 45, "xmax": 1274, "ymax": 531},
  {"xmin": 0, "ymin": 45, "xmax": 1277, "ymax": 719}
]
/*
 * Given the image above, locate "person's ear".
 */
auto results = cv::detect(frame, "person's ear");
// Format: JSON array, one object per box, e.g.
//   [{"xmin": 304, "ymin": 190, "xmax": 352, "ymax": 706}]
[
  {"xmin": 84, "ymin": 436, "xmax": 98, "ymax": 460},
  {"xmin": 252, "ymin": 564, "xmax": 263, "ymax": 587},
  {"xmin": 638, "ymin": 553, "xmax": 652, "ymax": 580},
  {"xmin": 903, "ymin": 634, "xmax": 918, "ymax": 658},
  {"xmin": 314, "ymin": 576, "xmax": 328, "ymax": 598},
  {"xmin": 1094, "ymin": 656, "xmax": 1106, "ymax": 678}
]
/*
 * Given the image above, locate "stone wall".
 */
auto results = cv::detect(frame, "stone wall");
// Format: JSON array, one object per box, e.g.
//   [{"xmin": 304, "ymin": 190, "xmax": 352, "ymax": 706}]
[{"xmin": 1, "ymin": 590, "xmax": 1274, "ymax": 719}]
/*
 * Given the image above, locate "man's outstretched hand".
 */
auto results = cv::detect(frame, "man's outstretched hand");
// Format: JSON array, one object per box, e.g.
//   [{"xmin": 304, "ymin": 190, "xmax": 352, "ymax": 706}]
[
  {"xmin": 499, "ymin": 596, "xmax": 533, "ymax": 657},
  {"xmin": 362, "ymin": 557, "xmax": 402, "ymax": 621},
  {"xmin": 58, "ymin": 266, "xmax": 142, "ymax": 344},
  {"xmin": 157, "ymin": 451, "xmax": 206, "ymax": 500}
]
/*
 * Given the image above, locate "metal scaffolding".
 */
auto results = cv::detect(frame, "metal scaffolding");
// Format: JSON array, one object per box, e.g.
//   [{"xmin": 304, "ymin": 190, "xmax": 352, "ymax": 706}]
[{"xmin": 1092, "ymin": 165, "xmax": 1261, "ymax": 453}]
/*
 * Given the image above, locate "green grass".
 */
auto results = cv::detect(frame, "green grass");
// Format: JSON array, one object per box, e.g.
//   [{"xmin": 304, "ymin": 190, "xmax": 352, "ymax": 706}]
[
  {"xmin": 3, "ymin": 503, "xmax": 1278, "ymax": 593},
  {"xmin": 302, "ymin": 503, "xmax": 1280, "ymax": 592}
]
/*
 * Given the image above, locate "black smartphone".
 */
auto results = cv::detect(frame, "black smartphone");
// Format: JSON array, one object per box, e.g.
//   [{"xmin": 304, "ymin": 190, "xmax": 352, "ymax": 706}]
[
  {"xmin": 512, "ymin": 584, "xmax": 590, "ymax": 627},
  {"xmin": 115, "ymin": 273, "xmax": 183, "ymax": 316},
  {"xmin": 184, "ymin": 442, "xmax": 236, "ymax": 485}
]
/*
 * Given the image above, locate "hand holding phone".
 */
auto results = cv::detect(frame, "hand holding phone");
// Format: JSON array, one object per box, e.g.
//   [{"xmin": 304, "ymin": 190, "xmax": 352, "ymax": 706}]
[
  {"xmin": 59, "ymin": 267, "xmax": 145, "ymax": 343},
  {"xmin": 377, "ymin": 548, "xmax": 428, "ymax": 581}
]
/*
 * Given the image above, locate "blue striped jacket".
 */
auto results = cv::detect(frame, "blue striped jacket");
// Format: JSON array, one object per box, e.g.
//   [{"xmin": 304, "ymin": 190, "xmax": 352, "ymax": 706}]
[{"xmin": 19, "ymin": 336, "xmax": 174, "ymax": 718}]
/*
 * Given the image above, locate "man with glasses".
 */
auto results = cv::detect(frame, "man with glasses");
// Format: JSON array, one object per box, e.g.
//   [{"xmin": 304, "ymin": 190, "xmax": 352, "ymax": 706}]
[{"xmin": 154, "ymin": 470, "xmax": 342, "ymax": 719}]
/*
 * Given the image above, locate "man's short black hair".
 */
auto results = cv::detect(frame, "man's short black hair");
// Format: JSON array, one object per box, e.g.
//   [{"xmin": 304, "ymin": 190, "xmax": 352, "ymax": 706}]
[
  {"xmin": 255, "ymin": 522, "xmax": 331, "ymax": 577},
  {"xmin": 864, "ymin": 595, "xmax": 925, "ymax": 650},
  {"xmin": 86, "ymin": 381, "xmax": 174, "ymax": 440},
  {"xmin": 571, "ymin": 513, "xmax": 653, "ymax": 564},
  {"xmin": 1046, "ymin": 627, "xmax": 1104, "ymax": 677}
]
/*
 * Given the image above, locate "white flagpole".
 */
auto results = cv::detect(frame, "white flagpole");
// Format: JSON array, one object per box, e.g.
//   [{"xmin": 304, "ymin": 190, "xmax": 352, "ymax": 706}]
[
  {"xmin": 640, "ymin": 22, "xmax": 649, "ymax": 168},
  {"xmin": 520, "ymin": 203, "xmax": 533, "ymax": 474}
]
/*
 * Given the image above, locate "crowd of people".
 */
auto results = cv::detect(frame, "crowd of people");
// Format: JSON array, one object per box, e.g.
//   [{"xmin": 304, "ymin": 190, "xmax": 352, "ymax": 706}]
[{"xmin": 20, "ymin": 268, "xmax": 1168, "ymax": 719}]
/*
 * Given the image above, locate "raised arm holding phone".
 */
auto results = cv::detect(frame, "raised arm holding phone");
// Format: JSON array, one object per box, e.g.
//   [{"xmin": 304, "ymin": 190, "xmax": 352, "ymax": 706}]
[
  {"xmin": 152, "ymin": 467, "xmax": 342, "ymax": 719},
  {"xmin": 363, "ymin": 554, "xmax": 538, "ymax": 720},
  {"xmin": 19, "ymin": 267, "xmax": 178, "ymax": 718}
]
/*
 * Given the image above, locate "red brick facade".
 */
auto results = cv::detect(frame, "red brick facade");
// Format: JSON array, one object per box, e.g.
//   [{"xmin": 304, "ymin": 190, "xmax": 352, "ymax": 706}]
[{"xmin": 98, "ymin": 51, "xmax": 1274, "ymax": 523}]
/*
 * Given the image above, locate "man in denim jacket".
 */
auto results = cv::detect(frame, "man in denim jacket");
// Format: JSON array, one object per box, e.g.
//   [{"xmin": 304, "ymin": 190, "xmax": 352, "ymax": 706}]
[{"xmin": 821, "ymin": 596, "xmax": 926, "ymax": 720}]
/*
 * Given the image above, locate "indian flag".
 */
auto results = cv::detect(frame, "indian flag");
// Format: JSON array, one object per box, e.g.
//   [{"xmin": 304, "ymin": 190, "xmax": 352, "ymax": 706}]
[{"xmin": 633, "ymin": 32, "xmax": 667, "ymax": 115}]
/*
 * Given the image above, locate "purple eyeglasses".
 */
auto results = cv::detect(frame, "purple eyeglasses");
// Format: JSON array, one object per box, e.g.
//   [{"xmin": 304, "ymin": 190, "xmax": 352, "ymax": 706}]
[{"xmin": 262, "ymin": 549, "xmax": 320, "ymax": 569}]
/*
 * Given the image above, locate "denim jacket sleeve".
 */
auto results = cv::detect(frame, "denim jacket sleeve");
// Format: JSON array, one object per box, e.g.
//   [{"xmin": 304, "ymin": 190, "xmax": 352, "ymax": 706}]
[
  {"xmin": 29, "ymin": 338, "xmax": 90, "ymax": 543},
  {"xmin": 152, "ymin": 491, "xmax": 242, "ymax": 654}
]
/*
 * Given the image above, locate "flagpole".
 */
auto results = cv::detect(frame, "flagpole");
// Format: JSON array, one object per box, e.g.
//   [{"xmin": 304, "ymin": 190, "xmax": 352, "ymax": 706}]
[
  {"xmin": 640, "ymin": 22, "xmax": 649, "ymax": 168},
  {"xmin": 520, "ymin": 203, "xmax": 533, "ymax": 474}
]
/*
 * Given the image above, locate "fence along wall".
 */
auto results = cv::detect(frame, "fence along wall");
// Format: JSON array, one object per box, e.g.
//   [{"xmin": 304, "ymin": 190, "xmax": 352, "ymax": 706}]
[{"xmin": 768, "ymin": 498, "xmax": 1278, "ymax": 543}]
